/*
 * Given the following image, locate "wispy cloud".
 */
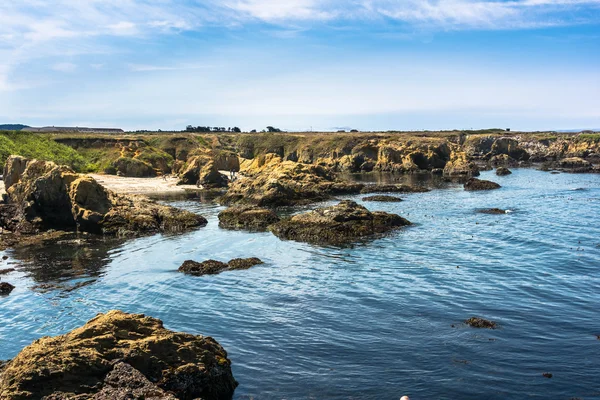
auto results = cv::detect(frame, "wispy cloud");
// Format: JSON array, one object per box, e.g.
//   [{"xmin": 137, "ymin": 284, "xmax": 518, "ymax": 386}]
[
  {"xmin": 128, "ymin": 63, "xmax": 212, "ymax": 72},
  {"xmin": 52, "ymin": 62, "xmax": 78, "ymax": 73}
]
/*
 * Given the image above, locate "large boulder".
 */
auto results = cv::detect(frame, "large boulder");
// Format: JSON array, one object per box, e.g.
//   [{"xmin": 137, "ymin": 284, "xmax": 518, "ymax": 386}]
[
  {"xmin": 464, "ymin": 178, "xmax": 501, "ymax": 191},
  {"xmin": 1, "ymin": 157, "xmax": 206, "ymax": 236},
  {"xmin": 269, "ymin": 200, "xmax": 411, "ymax": 245},
  {"xmin": 112, "ymin": 157, "xmax": 155, "ymax": 177},
  {"xmin": 496, "ymin": 167, "xmax": 512, "ymax": 176},
  {"xmin": 558, "ymin": 157, "xmax": 593, "ymax": 173},
  {"xmin": 221, "ymin": 157, "xmax": 363, "ymax": 207},
  {"xmin": 2, "ymin": 155, "xmax": 29, "ymax": 190},
  {"xmin": 0, "ymin": 310, "xmax": 238, "ymax": 400},
  {"xmin": 218, "ymin": 205, "xmax": 280, "ymax": 231}
]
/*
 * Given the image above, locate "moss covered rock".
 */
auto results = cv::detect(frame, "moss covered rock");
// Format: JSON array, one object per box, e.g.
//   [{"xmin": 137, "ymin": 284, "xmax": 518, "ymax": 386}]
[
  {"xmin": 218, "ymin": 206, "xmax": 280, "ymax": 231},
  {"xmin": 0, "ymin": 310, "xmax": 238, "ymax": 399}
]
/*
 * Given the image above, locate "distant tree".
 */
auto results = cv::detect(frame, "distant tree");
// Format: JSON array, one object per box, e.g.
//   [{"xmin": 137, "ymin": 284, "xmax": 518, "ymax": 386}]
[
  {"xmin": 250, "ymin": 129, "xmax": 257, "ymax": 133},
  {"xmin": 266, "ymin": 126, "xmax": 281, "ymax": 133},
  {"xmin": 350, "ymin": 129, "xmax": 359, "ymax": 133},
  {"xmin": 232, "ymin": 127, "xmax": 241, "ymax": 133}
]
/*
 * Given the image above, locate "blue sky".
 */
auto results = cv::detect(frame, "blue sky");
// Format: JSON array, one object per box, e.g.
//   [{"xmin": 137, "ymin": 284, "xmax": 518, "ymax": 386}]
[{"xmin": 1, "ymin": 0, "xmax": 599, "ymax": 131}]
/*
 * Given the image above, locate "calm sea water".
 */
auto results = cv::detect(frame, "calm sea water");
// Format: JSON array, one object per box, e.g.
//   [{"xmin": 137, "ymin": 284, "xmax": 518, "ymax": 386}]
[{"xmin": 1, "ymin": 169, "xmax": 599, "ymax": 400}]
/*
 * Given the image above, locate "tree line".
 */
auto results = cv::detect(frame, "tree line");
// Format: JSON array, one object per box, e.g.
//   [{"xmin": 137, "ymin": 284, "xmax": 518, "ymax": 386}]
[{"xmin": 184, "ymin": 125, "xmax": 283, "ymax": 133}]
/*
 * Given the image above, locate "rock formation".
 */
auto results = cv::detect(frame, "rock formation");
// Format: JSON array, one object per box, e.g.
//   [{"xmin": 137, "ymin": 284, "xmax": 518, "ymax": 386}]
[
  {"xmin": 179, "ymin": 257, "xmax": 264, "ymax": 276},
  {"xmin": 218, "ymin": 205, "xmax": 280, "ymax": 231},
  {"xmin": 0, "ymin": 156, "xmax": 206, "ymax": 237},
  {"xmin": 221, "ymin": 155, "xmax": 363, "ymax": 206},
  {"xmin": 362, "ymin": 195, "xmax": 403, "ymax": 202},
  {"xmin": 464, "ymin": 178, "xmax": 501, "ymax": 191},
  {"xmin": 0, "ymin": 310, "xmax": 238, "ymax": 399},
  {"xmin": 0, "ymin": 282, "xmax": 15, "ymax": 295},
  {"xmin": 269, "ymin": 200, "xmax": 411, "ymax": 245},
  {"xmin": 360, "ymin": 184, "xmax": 429, "ymax": 194},
  {"xmin": 496, "ymin": 167, "xmax": 512, "ymax": 176},
  {"xmin": 465, "ymin": 317, "xmax": 498, "ymax": 329}
]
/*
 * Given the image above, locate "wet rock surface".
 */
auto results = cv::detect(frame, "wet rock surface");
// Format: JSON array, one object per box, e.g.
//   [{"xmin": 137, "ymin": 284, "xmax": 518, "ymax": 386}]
[
  {"xmin": 362, "ymin": 195, "xmax": 404, "ymax": 202},
  {"xmin": 0, "ymin": 156, "xmax": 206, "ymax": 239},
  {"xmin": 477, "ymin": 208, "xmax": 508, "ymax": 214},
  {"xmin": 496, "ymin": 167, "xmax": 512, "ymax": 176},
  {"xmin": 0, "ymin": 282, "xmax": 15, "ymax": 295},
  {"xmin": 464, "ymin": 178, "xmax": 501, "ymax": 191},
  {"xmin": 218, "ymin": 205, "xmax": 280, "ymax": 231},
  {"xmin": 0, "ymin": 268, "xmax": 15, "ymax": 275},
  {"xmin": 269, "ymin": 200, "xmax": 411, "ymax": 245},
  {"xmin": 465, "ymin": 317, "xmax": 498, "ymax": 329},
  {"xmin": 360, "ymin": 184, "xmax": 429, "ymax": 194},
  {"xmin": 0, "ymin": 310, "xmax": 238, "ymax": 400},
  {"xmin": 179, "ymin": 258, "xmax": 264, "ymax": 276}
]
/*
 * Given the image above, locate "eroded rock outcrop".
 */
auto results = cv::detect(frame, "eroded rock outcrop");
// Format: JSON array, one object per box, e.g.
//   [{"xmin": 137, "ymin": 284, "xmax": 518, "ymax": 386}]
[
  {"xmin": 464, "ymin": 178, "xmax": 501, "ymax": 191},
  {"xmin": 0, "ymin": 310, "xmax": 238, "ymax": 400},
  {"xmin": 443, "ymin": 151, "xmax": 480, "ymax": 178},
  {"xmin": 179, "ymin": 257, "xmax": 264, "ymax": 276},
  {"xmin": 362, "ymin": 195, "xmax": 403, "ymax": 202},
  {"xmin": 496, "ymin": 167, "xmax": 512, "ymax": 176},
  {"xmin": 0, "ymin": 156, "xmax": 206, "ymax": 236},
  {"xmin": 269, "ymin": 200, "xmax": 411, "ymax": 245},
  {"xmin": 218, "ymin": 205, "xmax": 280, "ymax": 231},
  {"xmin": 177, "ymin": 150, "xmax": 238, "ymax": 188},
  {"xmin": 360, "ymin": 184, "xmax": 429, "ymax": 194},
  {"xmin": 222, "ymin": 156, "xmax": 363, "ymax": 206}
]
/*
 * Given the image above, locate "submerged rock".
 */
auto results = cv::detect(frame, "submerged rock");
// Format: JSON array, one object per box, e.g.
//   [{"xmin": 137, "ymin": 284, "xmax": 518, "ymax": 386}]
[
  {"xmin": 477, "ymin": 208, "xmax": 507, "ymax": 215},
  {"xmin": 464, "ymin": 178, "xmax": 501, "ymax": 191},
  {"xmin": 0, "ymin": 310, "xmax": 237, "ymax": 400},
  {"xmin": 496, "ymin": 167, "xmax": 512, "ymax": 176},
  {"xmin": 360, "ymin": 184, "xmax": 429, "ymax": 194},
  {"xmin": 465, "ymin": 317, "xmax": 497, "ymax": 329},
  {"xmin": 0, "ymin": 282, "xmax": 15, "ymax": 295},
  {"xmin": 179, "ymin": 258, "xmax": 264, "ymax": 276},
  {"xmin": 269, "ymin": 200, "xmax": 411, "ymax": 245},
  {"xmin": 218, "ymin": 205, "xmax": 280, "ymax": 231},
  {"xmin": 0, "ymin": 156, "xmax": 206, "ymax": 237},
  {"xmin": 362, "ymin": 195, "xmax": 403, "ymax": 202}
]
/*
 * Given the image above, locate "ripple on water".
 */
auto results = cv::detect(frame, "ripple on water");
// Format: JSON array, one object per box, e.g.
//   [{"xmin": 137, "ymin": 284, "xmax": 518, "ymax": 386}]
[{"xmin": 1, "ymin": 169, "xmax": 600, "ymax": 399}]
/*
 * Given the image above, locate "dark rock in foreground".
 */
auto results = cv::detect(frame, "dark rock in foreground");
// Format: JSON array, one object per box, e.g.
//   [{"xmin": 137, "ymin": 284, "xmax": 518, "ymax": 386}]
[
  {"xmin": 477, "ymin": 208, "xmax": 507, "ymax": 215},
  {"xmin": 0, "ymin": 156, "xmax": 206, "ymax": 237},
  {"xmin": 0, "ymin": 310, "xmax": 238, "ymax": 400},
  {"xmin": 360, "ymin": 184, "xmax": 429, "ymax": 194},
  {"xmin": 269, "ymin": 200, "xmax": 411, "ymax": 245},
  {"xmin": 179, "ymin": 258, "xmax": 264, "ymax": 276},
  {"xmin": 496, "ymin": 167, "xmax": 512, "ymax": 176},
  {"xmin": 465, "ymin": 317, "xmax": 497, "ymax": 329},
  {"xmin": 0, "ymin": 282, "xmax": 14, "ymax": 295},
  {"xmin": 0, "ymin": 268, "xmax": 15, "ymax": 275},
  {"xmin": 464, "ymin": 178, "xmax": 501, "ymax": 191},
  {"xmin": 218, "ymin": 205, "xmax": 280, "ymax": 231},
  {"xmin": 362, "ymin": 195, "xmax": 403, "ymax": 202}
]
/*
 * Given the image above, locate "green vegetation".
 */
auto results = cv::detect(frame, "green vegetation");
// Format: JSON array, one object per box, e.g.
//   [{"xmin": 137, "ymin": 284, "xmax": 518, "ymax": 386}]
[
  {"xmin": 578, "ymin": 133, "xmax": 600, "ymax": 142},
  {"xmin": 0, "ymin": 131, "xmax": 86, "ymax": 171}
]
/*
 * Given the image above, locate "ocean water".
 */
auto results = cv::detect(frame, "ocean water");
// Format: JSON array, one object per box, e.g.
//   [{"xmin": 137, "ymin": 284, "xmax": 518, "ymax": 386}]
[{"xmin": 1, "ymin": 169, "xmax": 599, "ymax": 400}]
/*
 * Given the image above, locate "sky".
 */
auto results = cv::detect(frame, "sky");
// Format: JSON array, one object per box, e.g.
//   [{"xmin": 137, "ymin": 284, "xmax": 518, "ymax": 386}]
[{"xmin": 0, "ymin": 0, "xmax": 599, "ymax": 132}]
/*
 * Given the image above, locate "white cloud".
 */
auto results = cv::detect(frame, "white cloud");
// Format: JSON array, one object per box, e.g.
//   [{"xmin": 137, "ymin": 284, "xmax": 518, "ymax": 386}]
[
  {"xmin": 52, "ymin": 62, "xmax": 78, "ymax": 73},
  {"xmin": 225, "ymin": 0, "xmax": 337, "ymax": 21}
]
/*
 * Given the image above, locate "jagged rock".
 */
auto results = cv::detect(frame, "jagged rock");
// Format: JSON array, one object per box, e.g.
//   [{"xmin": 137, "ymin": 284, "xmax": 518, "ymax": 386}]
[
  {"xmin": 465, "ymin": 317, "xmax": 497, "ymax": 329},
  {"xmin": 360, "ymin": 184, "xmax": 429, "ymax": 194},
  {"xmin": 362, "ymin": 195, "xmax": 403, "ymax": 202},
  {"xmin": 269, "ymin": 200, "xmax": 411, "ymax": 245},
  {"xmin": 0, "ymin": 282, "xmax": 15, "ymax": 295},
  {"xmin": 496, "ymin": 167, "xmax": 512, "ymax": 176},
  {"xmin": 218, "ymin": 205, "xmax": 280, "ymax": 231},
  {"xmin": 464, "ymin": 178, "xmax": 501, "ymax": 191},
  {"xmin": 178, "ymin": 151, "xmax": 238, "ymax": 187},
  {"xmin": 1, "ymin": 156, "xmax": 206, "ymax": 237},
  {"xmin": 221, "ymin": 157, "xmax": 363, "ymax": 206},
  {"xmin": 443, "ymin": 152, "xmax": 480, "ymax": 177},
  {"xmin": 2, "ymin": 155, "xmax": 29, "ymax": 190},
  {"xmin": 179, "ymin": 258, "xmax": 264, "ymax": 276},
  {"xmin": 0, "ymin": 310, "xmax": 238, "ymax": 400},
  {"xmin": 228, "ymin": 257, "xmax": 264, "ymax": 270},
  {"xmin": 489, "ymin": 154, "xmax": 518, "ymax": 167}
]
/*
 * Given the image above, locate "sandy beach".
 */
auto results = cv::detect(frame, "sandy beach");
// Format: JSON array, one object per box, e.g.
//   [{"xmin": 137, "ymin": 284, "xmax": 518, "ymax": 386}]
[{"xmin": 88, "ymin": 174, "xmax": 203, "ymax": 196}]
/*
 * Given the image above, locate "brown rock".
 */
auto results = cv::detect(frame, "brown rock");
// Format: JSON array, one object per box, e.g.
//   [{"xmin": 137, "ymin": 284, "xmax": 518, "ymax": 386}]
[
  {"xmin": 477, "ymin": 208, "xmax": 507, "ymax": 214},
  {"xmin": 228, "ymin": 257, "xmax": 263, "ymax": 270},
  {"xmin": 496, "ymin": 167, "xmax": 512, "ymax": 176},
  {"xmin": 269, "ymin": 200, "xmax": 411, "ymax": 245},
  {"xmin": 0, "ymin": 282, "xmax": 15, "ymax": 295},
  {"xmin": 0, "ymin": 268, "xmax": 15, "ymax": 275},
  {"xmin": 465, "ymin": 317, "xmax": 497, "ymax": 329},
  {"xmin": 362, "ymin": 195, "xmax": 403, "ymax": 202},
  {"xmin": 0, "ymin": 310, "xmax": 238, "ymax": 399},
  {"xmin": 178, "ymin": 260, "xmax": 228, "ymax": 276},
  {"xmin": 360, "ymin": 184, "xmax": 429, "ymax": 194},
  {"xmin": 464, "ymin": 178, "xmax": 501, "ymax": 191},
  {"xmin": 218, "ymin": 206, "xmax": 280, "ymax": 231}
]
